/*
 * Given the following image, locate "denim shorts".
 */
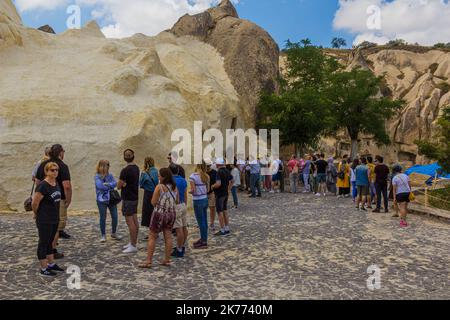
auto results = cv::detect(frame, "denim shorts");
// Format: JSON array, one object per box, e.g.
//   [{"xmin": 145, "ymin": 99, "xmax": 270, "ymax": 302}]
[
  {"xmin": 317, "ymin": 173, "xmax": 327, "ymax": 183},
  {"xmin": 216, "ymin": 195, "xmax": 228, "ymax": 213}
]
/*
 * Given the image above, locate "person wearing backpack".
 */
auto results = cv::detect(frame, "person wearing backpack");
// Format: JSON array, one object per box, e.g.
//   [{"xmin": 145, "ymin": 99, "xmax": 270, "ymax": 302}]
[
  {"xmin": 139, "ymin": 157, "xmax": 159, "ymax": 233},
  {"xmin": 326, "ymin": 157, "xmax": 338, "ymax": 196},
  {"xmin": 337, "ymin": 155, "xmax": 351, "ymax": 198},
  {"xmin": 287, "ymin": 155, "xmax": 300, "ymax": 193}
]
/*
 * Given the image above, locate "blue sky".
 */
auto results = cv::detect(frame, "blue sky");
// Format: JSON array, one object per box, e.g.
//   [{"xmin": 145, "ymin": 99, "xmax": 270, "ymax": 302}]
[
  {"xmin": 14, "ymin": 0, "xmax": 450, "ymax": 48},
  {"xmin": 16, "ymin": 0, "xmax": 353, "ymax": 49}
]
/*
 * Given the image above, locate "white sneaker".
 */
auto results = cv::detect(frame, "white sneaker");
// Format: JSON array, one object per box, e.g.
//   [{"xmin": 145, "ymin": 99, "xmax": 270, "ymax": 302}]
[
  {"xmin": 100, "ymin": 235, "xmax": 106, "ymax": 243},
  {"xmin": 111, "ymin": 233, "xmax": 122, "ymax": 241},
  {"xmin": 269, "ymin": 190, "xmax": 275, "ymax": 194},
  {"xmin": 123, "ymin": 243, "xmax": 131, "ymax": 249},
  {"xmin": 315, "ymin": 193, "xmax": 321, "ymax": 196},
  {"xmin": 122, "ymin": 245, "xmax": 138, "ymax": 254},
  {"xmin": 323, "ymin": 193, "xmax": 326, "ymax": 197}
]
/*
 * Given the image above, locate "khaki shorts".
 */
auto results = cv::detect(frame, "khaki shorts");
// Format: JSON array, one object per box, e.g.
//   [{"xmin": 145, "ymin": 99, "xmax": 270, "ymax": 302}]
[
  {"xmin": 173, "ymin": 203, "xmax": 188, "ymax": 229},
  {"xmin": 208, "ymin": 193, "xmax": 216, "ymax": 208}
]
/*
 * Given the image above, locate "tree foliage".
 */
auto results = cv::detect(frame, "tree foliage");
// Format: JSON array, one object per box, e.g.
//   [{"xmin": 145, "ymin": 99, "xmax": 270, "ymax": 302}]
[
  {"xmin": 331, "ymin": 37, "xmax": 347, "ymax": 49},
  {"xmin": 258, "ymin": 39, "xmax": 404, "ymax": 156},
  {"xmin": 416, "ymin": 107, "xmax": 450, "ymax": 173}
]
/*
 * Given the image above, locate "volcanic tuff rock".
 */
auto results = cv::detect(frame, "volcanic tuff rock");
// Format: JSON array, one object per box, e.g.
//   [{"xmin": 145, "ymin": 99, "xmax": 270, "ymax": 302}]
[
  {"xmin": 170, "ymin": 0, "xmax": 280, "ymax": 123},
  {"xmin": 281, "ymin": 46, "xmax": 450, "ymax": 164},
  {"xmin": 0, "ymin": 0, "xmax": 251, "ymax": 211}
]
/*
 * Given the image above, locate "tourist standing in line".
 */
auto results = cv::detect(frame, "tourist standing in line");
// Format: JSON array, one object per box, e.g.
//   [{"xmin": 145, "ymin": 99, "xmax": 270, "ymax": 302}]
[
  {"xmin": 230, "ymin": 163, "xmax": 241, "ymax": 209},
  {"xmin": 271, "ymin": 156, "xmax": 282, "ymax": 193},
  {"xmin": 167, "ymin": 152, "xmax": 185, "ymax": 178},
  {"xmin": 32, "ymin": 147, "xmax": 51, "ymax": 182},
  {"xmin": 337, "ymin": 155, "xmax": 351, "ymax": 198},
  {"xmin": 373, "ymin": 155, "xmax": 390, "ymax": 213},
  {"xmin": 350, "ymin": 158, "xmax": 359, "ymax": 203},
  {"xmin": 138, "ymin": 168, "xmax": 178, "ymax": 268},
  {"xmin": 355, "ymin": 157, "xmax": 370, "ymax": 211},
  {"xmin": 260, "ymin": 156, "xmax": 271, "ymax": 192},
  {"xmin": 287, "ymin": 155, "xmax": 300, "ymax": 193},
  {"xmin": 245, "ymin": 157, "xmax": 251, "ymax": 193},
  {"xmin": 302, "ymin": 155, "xmax": 312, "ymax": 193},
  {"xmin": 95, "ymin": 160, "xmax": 121, "ymax": 242},
  {"xmin": 391, "ymin": 165, "xmax": 411, "ymax": 227},
  {"xmin": 139, "ymin": 157, "xmax": 158, "ymax": 239},
  {"xmin": 190, "ymin": 163, "xmax": 210, "ymax": 249},
  {"xmin": 249, "ymin": 157, "xmax": 262, "ymax": 198},
  {"xmin": 315, "ymin": 154, "xmax": 328, "ymax": 197},
  {"xmin": 311, "ymin": 155, "xmax": 318, "ymax": 194},
  {"xmin": 170, "ymin": 164, "xmax": 188, "ymax": 258},
  {"xmin": 367, "ymin": 156, "xmax": 377, "ymax": 206},
  {"xmin": 326, "ymin": 157, "xmax": 338, "ymax": 196},
  {"xmin": 35, "ymin": 144, "xmax": 72, "ymax": 259},
  {"xmin": 205, "ymin": 159, "xmax": 217, "ymax": 231},
  {"xmin": 213, "ymin": 158, "xmax": 233, "ymax": 236},
  {"xmin": 32, "ymin": 162, "xmax": 65, "ymax": 277},
  {"xmin": 118, "ymin": 149, "xmax": 140, "ymax": 254}
]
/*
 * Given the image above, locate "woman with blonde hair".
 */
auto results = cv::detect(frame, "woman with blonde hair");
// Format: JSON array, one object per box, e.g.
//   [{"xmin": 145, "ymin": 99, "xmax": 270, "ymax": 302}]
[
  {"xmin": 189, "ymin": 162, "xmax": 210, "ymax": 249},
  {"xmin": 94, "ymin": 160, "xmax": 121, "ymax": 242},
  {"xmin": 32, "ymin": 162, "xmax": 64, "ymax": 277}
]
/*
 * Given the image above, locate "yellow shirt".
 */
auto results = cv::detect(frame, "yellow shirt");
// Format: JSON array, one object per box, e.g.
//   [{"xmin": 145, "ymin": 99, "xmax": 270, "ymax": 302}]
[{"xmin": 367, "ymin": 163, "xmax": 376, "ymax": 183}]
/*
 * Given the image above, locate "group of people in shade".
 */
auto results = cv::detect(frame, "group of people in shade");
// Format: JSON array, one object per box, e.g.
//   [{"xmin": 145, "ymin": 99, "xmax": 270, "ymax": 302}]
[{"xmin": 30, "ymin": 144, "xmax": 412, "ymax": 277}]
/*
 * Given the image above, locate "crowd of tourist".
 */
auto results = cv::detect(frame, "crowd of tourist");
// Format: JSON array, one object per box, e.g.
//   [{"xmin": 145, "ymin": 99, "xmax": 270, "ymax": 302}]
[{"xmin": 30, "ymin": 145, "xmax": 413, "ymax": 277}]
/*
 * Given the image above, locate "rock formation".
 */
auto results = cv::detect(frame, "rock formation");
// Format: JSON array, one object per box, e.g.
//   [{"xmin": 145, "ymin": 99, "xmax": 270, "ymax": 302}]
[
  {"xmin": 37, "ymin": 25, "xmax": 55, "ymax": 34},
  {"xmin": 336, "ymin": 47, "xmax": 450, "ymax": 165},
  {"xmin": 170, "ymin": 0, "xmax": 280, "ymax": 123},
  {"xmin": 0, "ymin": 0, "xmax": 251, "ymax": 211}
]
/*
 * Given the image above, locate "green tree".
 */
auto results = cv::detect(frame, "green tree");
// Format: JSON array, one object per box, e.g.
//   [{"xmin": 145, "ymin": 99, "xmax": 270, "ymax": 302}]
[
  {"xmin": 331, "ymin": 37, "xmax": 347, "ymax": 49},
  {"xmin": 326, "ymin": 68, "xmax": 405, "ymax": 159},
  {"xmin": 258, "ymin": 40, "xmax": 338, "ymax": 152},
  {"xmin": 416, "ymin": 107, "xmax": 450, "ymax": 173}
]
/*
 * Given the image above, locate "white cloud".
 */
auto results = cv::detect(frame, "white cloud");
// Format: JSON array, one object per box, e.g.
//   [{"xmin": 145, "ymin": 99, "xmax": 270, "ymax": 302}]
[
  {"xmin": 14, "ymin": 0, "xmax": 240, "ymax": 38},
  {"xmin": 334, "ymin": 0, "xmax": 450, "ymax": 46},
  {"xmin": 14, "ymin": 0, "xmax": 69, "ymax": 11}
]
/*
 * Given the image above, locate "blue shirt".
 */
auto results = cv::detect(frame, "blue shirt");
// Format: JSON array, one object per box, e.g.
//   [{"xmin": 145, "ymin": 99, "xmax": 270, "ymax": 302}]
[
  {"xmin": 355, "ymin": 165, "xmax": 369, "ymax": 186},
  {"xmin": 139, "ymin": 167, "xmax": 158, "ymax": 192},
  {"xmin": 174, "ymin": 175, "xmax": 188, "ymax": 204},
  {"xmin": 249, "ymin": 163, "xmax": 261, "ymax": 175},
  {"xmin": 95, "ymin": 174, "xmax": 117, "ymax": 203}
]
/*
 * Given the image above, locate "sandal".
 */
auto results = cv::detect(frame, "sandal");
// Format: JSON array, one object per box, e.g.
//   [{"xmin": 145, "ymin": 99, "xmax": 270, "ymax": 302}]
[
  {"xmin": 138, "ymin": 261, "xmax": 153, "ymax": 269},
  {"xmin": 160, "ymin": 260, "xmax": 171, "ymax": 267}
]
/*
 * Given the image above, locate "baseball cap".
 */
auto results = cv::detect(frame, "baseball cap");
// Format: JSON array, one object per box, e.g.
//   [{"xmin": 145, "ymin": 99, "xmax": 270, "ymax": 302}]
[{"xmin": 216, "ymin": 158, "xmax": 225, "ymax": 165}]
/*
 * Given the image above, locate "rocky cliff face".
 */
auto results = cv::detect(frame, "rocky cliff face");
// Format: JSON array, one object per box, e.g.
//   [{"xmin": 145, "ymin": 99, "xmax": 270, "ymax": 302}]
[
  {"xmin": 170, "ymin": 0, "xmax": 280, "ymax": 124},
  {"xmin": 342, "ymin": 47, "xmax": 450, "ymax": 164},
  {"xmin": 281, "ymin": 46, "xmax": 450, "ymax": 165},
  {"xmin": 0, "ymin": 0, "xmax": 251, "ymax": 211}
]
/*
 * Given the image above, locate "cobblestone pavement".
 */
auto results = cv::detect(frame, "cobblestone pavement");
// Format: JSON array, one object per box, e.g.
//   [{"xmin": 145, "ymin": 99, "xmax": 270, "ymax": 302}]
[{"xmin": 0, "ymin": 192, "xmax": 449, "ymax": 300}]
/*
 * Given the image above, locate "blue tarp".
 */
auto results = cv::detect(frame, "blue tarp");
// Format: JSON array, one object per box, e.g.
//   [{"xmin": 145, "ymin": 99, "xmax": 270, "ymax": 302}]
[{"xmin": 405, "ymin": 163, "xmax": 450, "ymax": 184}]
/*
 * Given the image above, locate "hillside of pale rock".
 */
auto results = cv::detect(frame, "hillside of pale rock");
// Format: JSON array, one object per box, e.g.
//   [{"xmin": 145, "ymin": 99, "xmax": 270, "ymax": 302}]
[
  {"xmin": 0, "ymin": 0, "xmax": 250, "ymax": 211},
  {"xmin": 281, "ymin": 46, "xmax": 450, "ymax": 165}
]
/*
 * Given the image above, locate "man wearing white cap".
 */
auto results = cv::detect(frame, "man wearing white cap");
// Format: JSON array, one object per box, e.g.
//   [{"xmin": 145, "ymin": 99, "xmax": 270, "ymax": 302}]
[{"xmin": 212, "ymin": 157, "xmax": 233, "ymax": 236}]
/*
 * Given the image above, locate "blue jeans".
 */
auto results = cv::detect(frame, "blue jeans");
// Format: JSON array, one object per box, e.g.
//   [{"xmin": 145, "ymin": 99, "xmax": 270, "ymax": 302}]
[
  {"xmin": 96, "ymin": 201, "xmax": 118, "ymax": 236},
  {"xmin": 231, "ymin": 186, "xmax": 238, "ymax": 207},
  {"xmin": 351, "ymin": 181, "xmax": 358, "ymax": 200},
  {"xmin": 250, "ymin": 173, "xmax": 261, "ymax": 197},
  {"xmin": 193, "ymin": 198, "xmax": 209, "ymax": 242}
]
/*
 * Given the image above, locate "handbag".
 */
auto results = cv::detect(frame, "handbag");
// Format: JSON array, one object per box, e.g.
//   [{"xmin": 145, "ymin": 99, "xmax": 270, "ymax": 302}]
[
  {"xmin": 399, "ymin": 175, "xmax": 415, "ymax": 202},
  {"xmin": 24, "ymin": 181, "xmax": 35, "ymax": 212},
  {"xmin": 109, "ymin": 189, "xmax": 122, "ymax": 206}
]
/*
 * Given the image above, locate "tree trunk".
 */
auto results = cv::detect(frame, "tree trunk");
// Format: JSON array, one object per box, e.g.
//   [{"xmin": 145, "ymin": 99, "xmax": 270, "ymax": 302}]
[{"xmin": 350, "ymin": 139, "xmax": 359, "ymax": 160}]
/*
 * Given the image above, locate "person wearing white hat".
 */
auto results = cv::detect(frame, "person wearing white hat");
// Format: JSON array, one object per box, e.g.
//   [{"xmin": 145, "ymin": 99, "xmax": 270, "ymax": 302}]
[{"xmin": 212, "ymin": 157, "xmax": 233, "ymax": 236}]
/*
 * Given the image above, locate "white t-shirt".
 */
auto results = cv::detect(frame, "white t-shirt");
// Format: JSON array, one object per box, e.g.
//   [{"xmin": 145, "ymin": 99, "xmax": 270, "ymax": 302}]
[
  {"xmin": 231, "ymin": 168, "xmax": 241, "ymax": 187},
  {"xmin": 350, "ymin": 168, "xmax": 356, "ymax": 182},
  {"xmin": 392, "ymin": 173, "xmax": 411, "ymax": 194},
  {"xmin": 271, "ymin": 160, "xmax": 280, "ymax": 175}
]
